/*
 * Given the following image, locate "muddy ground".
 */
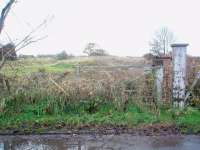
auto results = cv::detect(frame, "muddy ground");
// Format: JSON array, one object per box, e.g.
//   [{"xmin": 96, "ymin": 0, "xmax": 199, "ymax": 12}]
[{"xmin": 0, "ymin": 124, "xmax": 183, "ymax": 136}]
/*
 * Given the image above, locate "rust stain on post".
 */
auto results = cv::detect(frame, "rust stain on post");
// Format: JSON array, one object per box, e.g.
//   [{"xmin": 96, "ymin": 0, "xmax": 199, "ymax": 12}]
[{"xmin": 171, "ymin": 43, "xmax": 188, "ymax": 108}]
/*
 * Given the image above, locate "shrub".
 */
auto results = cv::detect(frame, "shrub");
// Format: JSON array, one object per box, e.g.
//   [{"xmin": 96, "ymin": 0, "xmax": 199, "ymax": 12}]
[
  {"xmin": 0, "ymin": 43, "xmax": 17, "ymax": 60},
  {"xmin": 56, "ymin": 51, "xmax": 74, "ymax": 60}
]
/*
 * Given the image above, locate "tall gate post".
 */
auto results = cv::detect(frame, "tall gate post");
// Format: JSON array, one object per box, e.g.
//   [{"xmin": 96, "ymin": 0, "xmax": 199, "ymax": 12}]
[
  {"xmin": 171, "ymin": 43, "xmax": 188, "ymax": 108},
  {"xmin": 154, "ymin": 66, "xmax": 164, "ymax": 104}
]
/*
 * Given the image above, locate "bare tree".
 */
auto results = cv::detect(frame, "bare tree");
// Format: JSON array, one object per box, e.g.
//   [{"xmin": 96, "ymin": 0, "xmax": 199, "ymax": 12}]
[
  {"xmin": 0, "ymin": 0, "xmax": 15, "ymax": 92},
  {"xmin": 83, "ymin": 43, "xmax": 108, "ymax": 56},
  {"xmin": 0, "ymin": 0, "xmax": 16, "ymax": 71},
  {"xmin": 83, "ymin": 43, "xmax": 96, "ymax": 56},
  {"xmin": 0, "ymin": 0, "xmax": 50, "ymax": 70},
  {"xmin": 0, "ymin": 0, "xmax": 50, "ymax": 92},
  {"xmin": 0, "ymin": 18, "xmax": 48, "ymax": 70},
  {"xmin": 149, "ymin": 27, "xmax": 175, "ymax": 56}
]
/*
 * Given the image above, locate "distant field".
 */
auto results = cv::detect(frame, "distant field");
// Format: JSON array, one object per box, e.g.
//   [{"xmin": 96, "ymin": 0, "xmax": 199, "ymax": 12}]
[
  {"xmin": 0, "ymin": 57, "xmax": 91, "ymax": 76},
  {"xmin": 0, "ymin": 56, "xmax": 147, "ymax": 76}
]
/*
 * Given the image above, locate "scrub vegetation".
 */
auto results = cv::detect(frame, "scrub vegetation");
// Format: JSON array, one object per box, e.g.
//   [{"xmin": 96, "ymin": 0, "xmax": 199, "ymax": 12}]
[{"xmin": 0, "ymin": 56, "xmax": 200, "ymax": 134}]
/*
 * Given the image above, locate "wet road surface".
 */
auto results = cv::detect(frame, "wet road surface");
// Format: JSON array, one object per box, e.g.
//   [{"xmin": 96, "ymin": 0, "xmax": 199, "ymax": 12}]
[{"xmin": 0, "ymin": 134, "xmax": 200, "ymax": 150}]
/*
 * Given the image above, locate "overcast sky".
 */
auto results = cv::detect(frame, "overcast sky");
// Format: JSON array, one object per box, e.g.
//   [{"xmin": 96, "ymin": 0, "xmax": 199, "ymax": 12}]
[{"xmin": 1, "ymin": 0, "xmax": 200, "ymax": 56}]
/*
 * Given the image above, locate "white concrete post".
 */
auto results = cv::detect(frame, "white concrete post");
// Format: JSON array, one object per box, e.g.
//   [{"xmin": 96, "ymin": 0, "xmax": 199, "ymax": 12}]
[
  {"xmin": 171, "ymin": 43, "xmax": 188, "ymax": 108},
  {"xmin": 154, "ymin": 66, "xmax": 164, "ymax": 103}
]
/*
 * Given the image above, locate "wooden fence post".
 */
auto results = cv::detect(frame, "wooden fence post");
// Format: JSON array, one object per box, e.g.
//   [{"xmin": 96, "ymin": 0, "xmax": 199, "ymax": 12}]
[{"xmin": 171, "ymin": 43, "xmax": 188, "ymax": 108}]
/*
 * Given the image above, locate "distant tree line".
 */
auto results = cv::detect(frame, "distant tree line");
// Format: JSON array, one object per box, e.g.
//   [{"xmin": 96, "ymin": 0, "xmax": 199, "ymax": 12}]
[
  {"xmin": 18, "ymin": 50, "xmax": 74, "ymax": 60},
  {"xmin": 55, "ymin": 51, "xmax": 74, "ymax": 60},
  {"xmin": 19, "ymin": 42, "xmax": 109, "ymax": 60}
]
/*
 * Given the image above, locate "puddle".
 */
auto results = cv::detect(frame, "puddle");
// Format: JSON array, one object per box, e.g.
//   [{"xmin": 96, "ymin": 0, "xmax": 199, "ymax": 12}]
[{"xmin": 0, "ymin": 134, "xmax": 200, "ymax": 150}]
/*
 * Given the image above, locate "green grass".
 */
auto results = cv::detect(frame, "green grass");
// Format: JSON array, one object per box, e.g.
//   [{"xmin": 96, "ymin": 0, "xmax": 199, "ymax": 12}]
[
  {"xmin": 0, "ymin": 58, "xmax": 88, "ymax": 76},
  {"xmin": 1, "ymin": 92, "xmax": 200, "ymax": 134},
  {"xmin": 1, "ymin": 57, "xmax": 200, "ymax": 134},
  {"xmin": 0, "ymin": 106, "xmax": 156, "ymax": 131},
  {"xmin": 46, "ymin": 62, "xmax": 74, "ymax": 73},
  {"xmin": 0, "ymin": 93, "xmax": 159, "ymax": 131},
  {"xmin": 175, "ymin": 108, "xmax": 200, "ymax": 134}
]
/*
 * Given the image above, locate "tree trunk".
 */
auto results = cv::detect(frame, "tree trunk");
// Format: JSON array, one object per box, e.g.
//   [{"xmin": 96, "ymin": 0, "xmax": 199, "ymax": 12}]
[{"xmin": 0, "ymin": 0, "xmax": 15, "ymax": 35}]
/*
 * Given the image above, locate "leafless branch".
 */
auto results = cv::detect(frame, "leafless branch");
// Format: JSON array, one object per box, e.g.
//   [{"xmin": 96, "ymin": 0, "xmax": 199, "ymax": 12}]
[
  {"xmin": 0, "ymin": 15, "xmax": 52, "ymax": 71},
  {"xmin": 15, "ymin": 35, "xmax": 48, "ymax": 52}
]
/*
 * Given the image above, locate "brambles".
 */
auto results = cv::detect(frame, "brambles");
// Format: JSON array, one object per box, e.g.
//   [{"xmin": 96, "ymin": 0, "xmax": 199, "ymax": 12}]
[
  {"xmin": 1, "ymin": 56, "xmax": 200, "ymax": 133},
  {"xmin": 0, "ymin": 69, "xmax": 158, "ymax": 117},
  {"xmin": 0, "ymin": 56, "xmax": 162, "ymax": 117}
]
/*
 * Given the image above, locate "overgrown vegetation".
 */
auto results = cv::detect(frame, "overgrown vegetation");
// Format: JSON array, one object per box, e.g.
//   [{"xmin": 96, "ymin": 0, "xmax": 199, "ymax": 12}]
[
  {"xmin": 0, "ymin": 0, "xmax": 199, "ymax": 135},
  {"xmin": 0, "ymin": 56, "xmax": 200, "ymax": 134},
  {"xmin": 1, "ymin": 91, "xmax": 200, "ymax": 134}
]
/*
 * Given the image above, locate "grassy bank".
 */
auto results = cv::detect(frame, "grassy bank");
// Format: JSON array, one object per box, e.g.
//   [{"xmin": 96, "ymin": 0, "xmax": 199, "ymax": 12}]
[
  {"xmin": 1, "ymin": 93, "xmax": 200, "ymax": 134},
  {"xmin": 1, "ymin": 57, "xmax": 200, "ymax": 135}
]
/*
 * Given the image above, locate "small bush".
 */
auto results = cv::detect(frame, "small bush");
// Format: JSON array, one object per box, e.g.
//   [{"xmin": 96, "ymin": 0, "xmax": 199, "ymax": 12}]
[
  {"xmin": 56, "ymin": 51, "xmax": 73, "ymax": 60},
  {"xmin": 38, "ymin": 68, "xmax": 46, "ymax": 73}
]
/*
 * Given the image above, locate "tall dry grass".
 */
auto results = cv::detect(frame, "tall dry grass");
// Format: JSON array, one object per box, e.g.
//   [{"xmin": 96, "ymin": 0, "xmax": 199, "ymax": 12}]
[{"xmin": 0, "ymin": 62, "xmax": 159, "ymax": 115}]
